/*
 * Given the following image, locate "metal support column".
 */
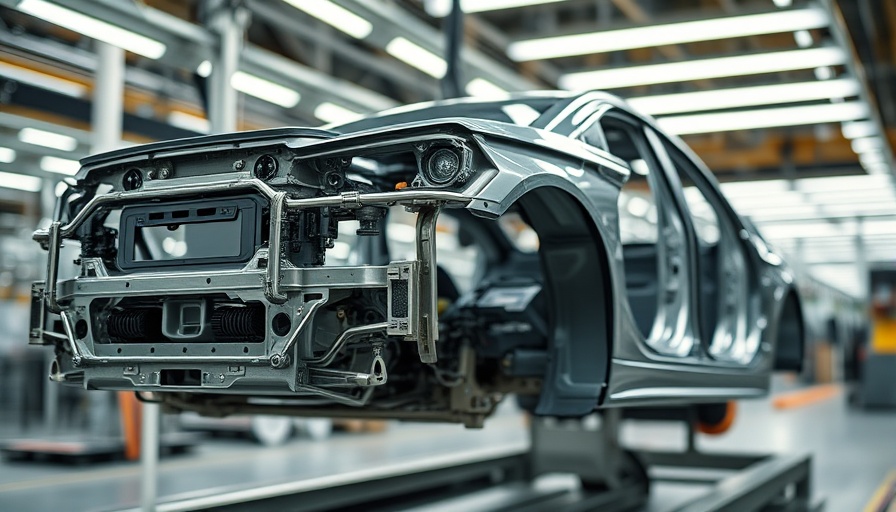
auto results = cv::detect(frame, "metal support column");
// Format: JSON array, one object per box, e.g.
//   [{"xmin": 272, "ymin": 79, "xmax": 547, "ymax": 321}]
[
  {"xmin": 94, "ymin": 40, "xmax": 165, "ymax": 512},
  {"xmin": 87, "ymin": 42, "xmax": 126, "ymax": 441},
  {"xmin": 206, "ymin": 1, "xmax": 250, "ymax": 134},
  {"xmin": 140, "ymin": 400, "xmax": 160, "ymax": 512},
  {"xmin": 854, "ymin": 217, "xmax": 868, "ymax": 298},
  {"xmin": 93, "ymin": 42, "xmax": 124, "ymax": 153}
]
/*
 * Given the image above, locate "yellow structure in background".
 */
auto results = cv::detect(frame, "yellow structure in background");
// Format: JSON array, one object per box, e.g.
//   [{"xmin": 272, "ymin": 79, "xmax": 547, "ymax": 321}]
[
  {"xmin": 870, "ymin": 277, "xmax": 896, "ymax": 354},
  {"xmin": 871, "ymin": 317, "xmax": 896, "ymax": 354}
]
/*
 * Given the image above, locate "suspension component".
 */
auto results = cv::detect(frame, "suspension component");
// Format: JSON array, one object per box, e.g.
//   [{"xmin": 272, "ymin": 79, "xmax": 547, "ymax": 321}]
[
  {"xmin": 211, "ymin": 305, "xmax": 265, "ymax": 342},
  {"xmin": 108, "ymin": 309, "xmax": 163, "ymax": 342}
]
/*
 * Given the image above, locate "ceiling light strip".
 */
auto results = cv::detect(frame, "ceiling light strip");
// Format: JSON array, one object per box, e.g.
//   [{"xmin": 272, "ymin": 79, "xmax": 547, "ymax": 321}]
[
  {"xmin": 466, "ymin": 78, "xmax": 509, "ymax": 98},
  {"xmin": 658, "ymin": 102, "xmax": 869, "ymax": 135},
  {"xmin": 314, "ymin": 102, "xmax": 362, "ymax": 124},
  {"xmin": 560, "ymin": 47, "xmax": 847, "ymax": 90},
  {"xmin": 18, "ymin": 127, "xmax": 78, "ymax": 151},
  {"xmin": 282, "ymin": 0, "xmax": 373, "ymax": 39},
  {"xmin": 18, "ymin": 0, "xmax": 166, "ymax": 59},
  {"xmin": 0, "ymin": 61, "xmax": 87, "ymax": 98},
  {"xmin": 230, "ymin": 71, "xmax": 300, "ymax": 108},
  {"xmin": 627, "ymin": 78, "xmax": 859, "ymax": 116},
  {"xmin": 40, "ymin": 155, "xmax": 80, "ymax": 175},
  {"xmin": 0, "ymin": 147, "xmax": 16, "ymax": 164},
  {"xmin": 385, "ymin": 37, "xmax": 447, "ymax": 78},
  {"xmin": 509, "ymin": 7, "xmax": 828, "ymax": 61},
  {"xmin": 0, "ymin": 170, "xmax": 42, "ymax": 192}
]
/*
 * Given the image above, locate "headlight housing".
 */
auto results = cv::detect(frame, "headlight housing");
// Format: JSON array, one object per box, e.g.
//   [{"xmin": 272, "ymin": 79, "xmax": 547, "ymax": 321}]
[{"xmin": 416, "ymin": 143, "xmax": 472, "ymax": 188}]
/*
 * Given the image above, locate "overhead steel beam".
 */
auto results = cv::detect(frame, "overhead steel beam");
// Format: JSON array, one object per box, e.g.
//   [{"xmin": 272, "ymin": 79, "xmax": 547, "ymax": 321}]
[
  {"xmin": 247, "ymin": 0, "xmax": 438, "ymax": 101},
  {"xmin": 0, "ymin": 154, "xmax": 80, "ymax": 182},
  {"xmin": 0, "ymin": 112, "xmax": 92, "ymax": 150},
  {"xmin": 2, "ymin": 0, "xmax": 396, "ymax": 121},
  {"xmin": 0, "ymin": 30, "xmax": 204, "ymax": 108},
  {"xmin": 825, "ymin": 0, "xmax": 896, "ymax": 180},
  {"xmin": 239, "ymin": 46, "xmax": 397, "ymax": 113},
  {"xmin": 0, "ymin": 0, "xmax": 212, "ymax": 70},
  {"xmin": 337, "ymin": 0, "xmax": 540, "ymax": 93}
]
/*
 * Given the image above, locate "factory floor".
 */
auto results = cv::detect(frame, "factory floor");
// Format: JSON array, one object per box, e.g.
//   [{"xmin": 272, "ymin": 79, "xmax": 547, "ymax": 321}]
[{"xmin": 0, "ymin": 379, "xmax": 893, "ymax": 512}]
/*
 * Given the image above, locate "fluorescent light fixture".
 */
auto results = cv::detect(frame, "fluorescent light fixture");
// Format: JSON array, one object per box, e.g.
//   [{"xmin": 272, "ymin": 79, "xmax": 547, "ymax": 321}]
[
  {"xmin": 864, "ymin": 220, "xmax": 896, "ymax": 236},
  {"xmin": 427, "ymin": 0, "xmax": 567, "ymax": 16},
  {"xmin": 196, "ymin": 60, "xmax": 212, "ymax": 78},
  {"xmin": 761, "ymin": 221, "xmax": 850, "ymax": 239},
  {"xmin": 657, "ymin": 102, "xmax": 868, "ymax": 135},
  {"xmin": 386, "ymin": 37, "xmax": 447, "ymax": 78},
  {"xmin": 729, "ymin": 190, "xmax": 804, "ymax": 209},
  {"xmin": 719, "ymin": 180, "xmax": 789, "ymax": 199},
  {"xmin": 773, "ymin": 0, "xmax": 793, "ymax": 7},
  {"xmin": 18, "ymin": 0, "xmax": 166, "ymax": 59},
  {"xmin": 0, "ymin": 147, "xmax": 15, "ymax": 164},
  {"xmin": 40, "ymin": 155, "xmax": 80, "ymax": 175},
  {"xmin": 841, "ymin": 121, "xmax": 876, "ymax": 139},
  {"xmin": 851, "ymin": 136, "xmax": 884, "ymax": 154},
  {"xmin": 797, "ymin": 174, "xmax": 891, "ymax": 192},
  {"xmin": 794, "ymin": 30, "xmax": 813, "ymax": 48},
  {"xmin": 808, "ymin": 188, "xmax": 896, "ymax": 204},
  {"xmin": 0, "ymin": 61, "xmax": 87, "ymax": 97},
  {"xmin": 0, "ymin": 170, "xmax": 42, "ymax": 192},
  {"xmin": 283, "ymin": 0, "xmax": 373, "ymax": 39},
  {"xmin": 509, "ymin": 7, "xmax": 828, "ymax": 61},
  {"xmin": 746, "ymin": 204, "xmax": 820, "ymax": 219},
  {"xmin": 466, "ymin": 78, "xmax": 509, "ymax": 98},
  {"xmin": 168, "ymin": 111, "xmax": 210, "ymax": 133},
  {"xmin": 18, "ymin": 127, "xmax": 78, "ymax": 151},
  {"xmin": 314, "ymin": 102, "xmax": 362, "ymax": 124},
  {"xmin": 560, "ymin": 47, "xmax": 846, "ymax": 90},
  {"xmin": 814, "ymin": 66, "xmax": 833, "ymax": 80},
  {"xmin": 821, "ymin": 201, "xmax": 896, "ymax": 215},
  {"xmin": 627, "ymin": 79, "xmax": 859, "ymax": 116},
  {"xmin": 231, "ymin": 71, "xmax": 300, "ymax": 108}
]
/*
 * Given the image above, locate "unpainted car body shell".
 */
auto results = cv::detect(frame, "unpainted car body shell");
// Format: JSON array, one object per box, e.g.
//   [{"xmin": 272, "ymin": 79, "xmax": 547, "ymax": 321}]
[{"xmin": 33, "ymin": 91, "xmax": 803, "ymax": 422}]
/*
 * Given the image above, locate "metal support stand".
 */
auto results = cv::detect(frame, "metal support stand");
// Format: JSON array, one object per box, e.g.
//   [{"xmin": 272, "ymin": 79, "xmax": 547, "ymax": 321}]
[
  {"xmin": 114, "ymin": 411, "xmax": 822, "ymax": 512},
  {"xmin": 140, "ymin": 402, "xmax": 160, "ymax": 512},
  {"xmin": 639, "ymin": 416, "xmax": 821, "ymax": 512},
  {"xmin": 531, "ymin": 411, "xmax": 624, "ymax": 490},
  {"xmin": 206, "ymin": 0, "xmax": 250, "ymax": 134},
  {"xmin": 527, "ymin": 410, "xmax": 649, "ymax": 511}
]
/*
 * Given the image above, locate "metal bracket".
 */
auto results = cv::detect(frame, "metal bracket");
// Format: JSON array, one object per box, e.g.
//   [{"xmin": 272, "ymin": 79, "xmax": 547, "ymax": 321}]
[{"xmin": 413, "ymin": 206, "xmax": 440, "ymax": 364}]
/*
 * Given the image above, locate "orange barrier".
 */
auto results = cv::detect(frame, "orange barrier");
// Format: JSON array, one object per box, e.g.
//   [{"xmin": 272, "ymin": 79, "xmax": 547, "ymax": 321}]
[
  {"xmin": 772, "ymin": 384, "xmax": 840, "ymax": 410},
  {"xmin": 117, "ymin": 392, "xmax": 142, "ymax": 460},
  {"xmin": 696, "ymin": 401, "xmax": 737, "ymax": 435}
]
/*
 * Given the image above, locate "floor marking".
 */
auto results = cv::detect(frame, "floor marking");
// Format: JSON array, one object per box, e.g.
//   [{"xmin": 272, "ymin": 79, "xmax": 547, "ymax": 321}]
[
  {"xmin": 771, "ymin": 383, "xmax": 841, "ymax": 410},
  {"xmin": 863, "ymin": 470, "xmax": 896, "ymax": 512}
]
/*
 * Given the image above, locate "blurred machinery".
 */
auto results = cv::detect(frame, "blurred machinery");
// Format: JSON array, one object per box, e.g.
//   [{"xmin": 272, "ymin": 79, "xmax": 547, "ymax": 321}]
[{"xmin": 860, "ymin": 265, "xmax": 896, "ymax": 407}]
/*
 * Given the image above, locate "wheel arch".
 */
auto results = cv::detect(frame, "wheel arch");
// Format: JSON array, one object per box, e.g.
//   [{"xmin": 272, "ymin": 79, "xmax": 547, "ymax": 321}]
[
  {"xmin": 500, "ymin": 183, "xmax": 616, "ymax": 416},
  {"xmin": 773, "ymin": 287, "xmax": 806, "ymax": 372}
]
